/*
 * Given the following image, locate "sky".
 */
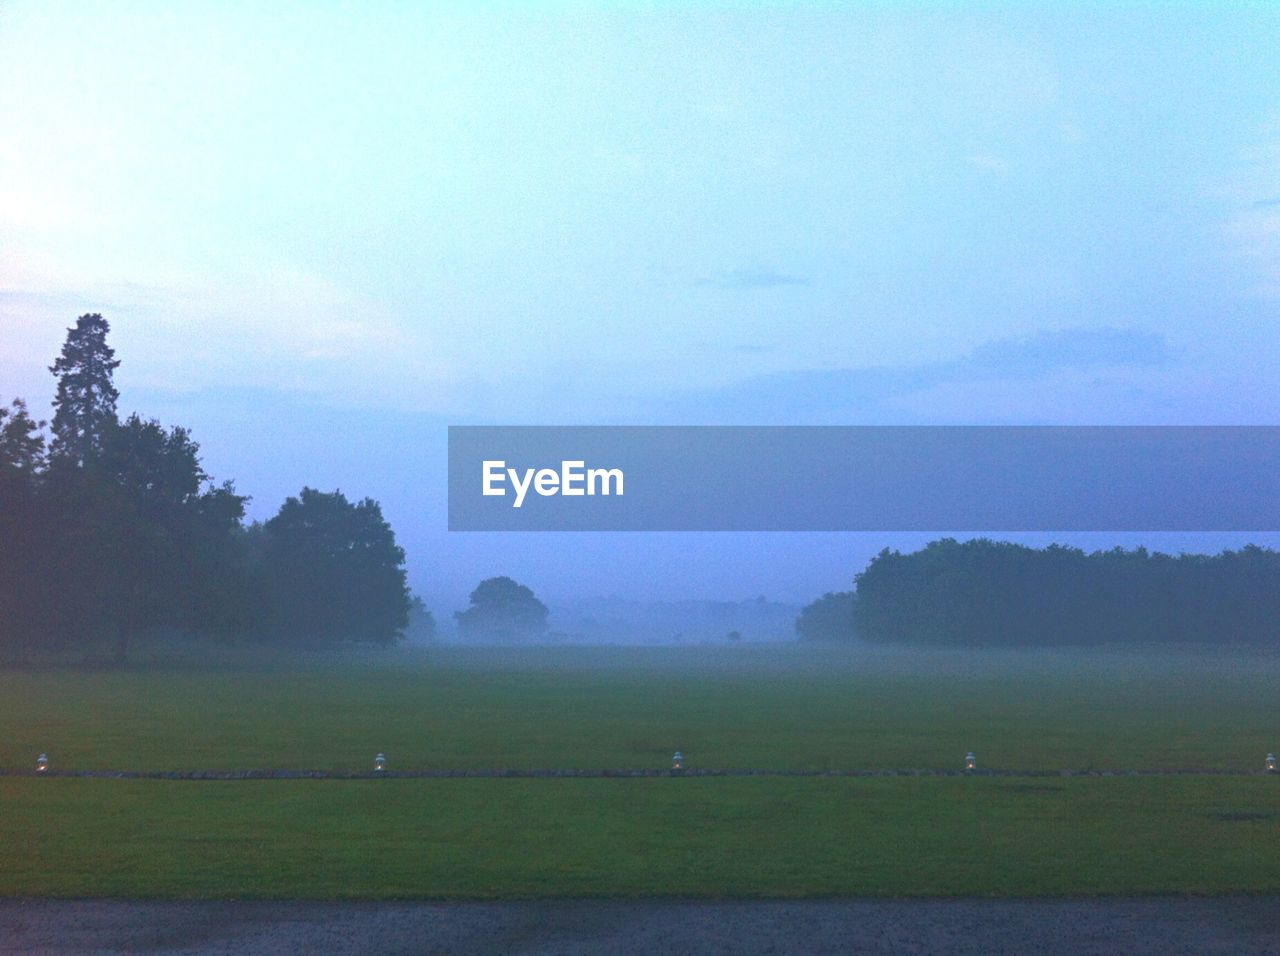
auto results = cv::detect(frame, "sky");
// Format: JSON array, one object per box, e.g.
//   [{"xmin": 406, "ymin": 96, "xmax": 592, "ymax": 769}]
[{"xmin": 3, "ymin": 2, "xmax": 1280, "ymax": 616}]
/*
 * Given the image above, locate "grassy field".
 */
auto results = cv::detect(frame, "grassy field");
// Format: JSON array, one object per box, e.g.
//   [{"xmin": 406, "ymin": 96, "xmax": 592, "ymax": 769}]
[
  {"xmin": 1, "ymin": 644, "xmax": 1278, "ymax": 898},
  {"xmin": 1, "ymin": 644, "xmax": 1277, "ymax": 772},
  {"xmin": 2, "ymin": 776, "xmax": 1277, "ymax": 898}
]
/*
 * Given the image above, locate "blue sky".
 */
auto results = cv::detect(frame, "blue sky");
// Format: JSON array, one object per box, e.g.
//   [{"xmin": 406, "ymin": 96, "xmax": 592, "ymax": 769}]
[{"xmin": 3, "ymin": 2, "xmax": 1280, "ymax": 613}]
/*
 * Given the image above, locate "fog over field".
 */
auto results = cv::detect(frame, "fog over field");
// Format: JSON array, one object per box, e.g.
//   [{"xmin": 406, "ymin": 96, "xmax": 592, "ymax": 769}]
[
  {"xmin": 409, "ymin": 596, "xmax": 802, "ymax": 645},
  {"xmin": 4, "ymin": 641, "xmax": 1277, "ymax": 772}
]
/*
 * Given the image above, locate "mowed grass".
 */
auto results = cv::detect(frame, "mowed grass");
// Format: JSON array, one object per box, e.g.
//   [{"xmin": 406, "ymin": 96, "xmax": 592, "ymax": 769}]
[
  {"xmin": 0, "ymin": 644, "xmax": 1276, "ymax": 772},
  {"xmin": 1, "ymin": 776, "xmax": 1277, "ymax": 898},
  {"xmin": 1, "ymin": 644, "xmax": 1278, "ymax": 898}
]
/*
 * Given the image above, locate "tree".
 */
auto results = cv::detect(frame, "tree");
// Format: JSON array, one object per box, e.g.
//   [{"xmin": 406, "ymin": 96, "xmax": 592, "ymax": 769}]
[
  {"xmin": 847, "ymin": 538, "xmax": 1280, "ymax": 647},
  {"xmin": 0, "ymin": 399, "xmax": 50, "ymax": 659},
  {"xmin": 795, "ymin": 590, "xmax": 856, "ymax": 641},
  {"xmin": 92, "ymin": 415, "xmax": 250, "ymax": 658},
  {"xmin": 405, "ymin": 595, "xmax": 439, "ymax": 642},
  {"xmin": 454, "ymin": 576, "xmax": 549, "ymax": 642},
  {"xmin": 5, "ymin": 320, "xmax": 427, "ymax": 661},
  {"xmin": 183, "ymin": 483, "xmax": 257, "ymax": 638},
  {"xmin": 49, "ymin": 313, "xmax": 120, "ymax": 467},
  {"xmin": 104, "ymin": 414, "xmax": 208, "ymax": 507},
  {"xmin": 257, "ymin": 488, "xmax": 410, "ymax": 644},
  {"xmin": 0, "ymin": 398, "xmax": 47, "ymax": 476}
]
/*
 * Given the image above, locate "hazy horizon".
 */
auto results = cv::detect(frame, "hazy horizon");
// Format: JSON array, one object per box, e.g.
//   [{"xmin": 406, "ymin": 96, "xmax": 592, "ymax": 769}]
[{"xmin": 4, "ymin": 3, "xmax": 1280, "ymax": 616}]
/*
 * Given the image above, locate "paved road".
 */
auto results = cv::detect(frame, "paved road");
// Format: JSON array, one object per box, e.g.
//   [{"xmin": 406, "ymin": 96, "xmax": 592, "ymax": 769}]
[{"xmin": 3, "ymin": 898, "xmax": 1278, "ymax": 955}]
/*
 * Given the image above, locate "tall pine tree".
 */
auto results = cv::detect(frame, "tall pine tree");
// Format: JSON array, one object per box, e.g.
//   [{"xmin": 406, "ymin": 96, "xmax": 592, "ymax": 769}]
[{"xmin": 49, "ymin": 313, "xmax": 120, "ymax": 467}]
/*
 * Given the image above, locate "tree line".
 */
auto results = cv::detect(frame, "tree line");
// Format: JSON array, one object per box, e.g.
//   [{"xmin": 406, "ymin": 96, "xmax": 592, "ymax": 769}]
[
  {"xmin": 798, "ymin": 537, "xmax": 1280, "ymax": 647},
  {"xmin": 0, "ymin": 314, "xmax": 411, "ymax": 661}
]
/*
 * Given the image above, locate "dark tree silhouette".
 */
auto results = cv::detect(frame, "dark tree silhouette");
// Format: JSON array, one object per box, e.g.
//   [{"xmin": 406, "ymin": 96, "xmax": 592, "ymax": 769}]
[
  {"xmin": 49, "ymin": 313, "xmax": 120, "ymax": 467},
  {"xmin": 95, "ymin": 415, "xmax": 249, "ymax": 659},
  {"xmin": 2, "ymin": 317, "xmax": 422, "ymax": 662},
  {"xmin": 256, "ymin": 488, "xmax": 410, "ymax": 645},
  {"xmin": 454, "ymin": 576, "xmax": 549, "ymax": 642},
  {"xmin": 0, "ymin": 399, "xmax": 46, "ymax": 475},
  {"xmin": 849, "ymin": 538, "xmax": 1280, "ymax": 647},
  {"xmin": 795, "ymin": 590, "xmax": 856, "ymax": 641},
  {"xmin": 0, "ymin": 400, "xmax": 50, "ymax": 658},
  {"xmin": 406, "ymin": 595, "xmax": 438, "ymax": 641}
]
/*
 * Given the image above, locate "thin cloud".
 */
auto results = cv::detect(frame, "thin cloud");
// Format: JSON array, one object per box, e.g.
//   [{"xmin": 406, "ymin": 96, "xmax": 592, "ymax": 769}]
[
  {"xmin": 967, "ymin": 152, "xmax": 1009, "ymax": 174},
  {"xmin": 698, "ymin": 266, "xmax": 810, "ymax": 290},
  {"xmin": 1215, "ymin": 125, "xmax": 1280, "ymax": 297},
  {"xmin": 660, "ymin": 327, "xmax": 1171, "ymax": 423},
  {"xmin": 965, "ymin": 328, "xmax": 1169, "ymax": 376}
]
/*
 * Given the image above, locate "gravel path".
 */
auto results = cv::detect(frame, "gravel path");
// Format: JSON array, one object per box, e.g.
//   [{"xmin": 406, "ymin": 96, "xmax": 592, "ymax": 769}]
[{"xmin": 2, "ymin": 898, "xmax": 1278, "ymax": 955}]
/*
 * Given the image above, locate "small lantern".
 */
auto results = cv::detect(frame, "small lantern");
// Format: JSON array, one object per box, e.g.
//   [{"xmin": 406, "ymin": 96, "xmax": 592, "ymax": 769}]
[
  {"xmin": 672, "ymin": 751, "xmax": 684, "ymax": 771},
  {"xmin": 964, "ymin": 751, "xmax": 976, "ymax": 772},
  {"xmin": 36, "ymin": 753, "xmax": 48, "ymax": 773},
  {"xmin": 374, "ymin": 752, "xmax": 386, "ymax": 772},
  {"xmin": 1268, "ymin": 753, "xmax": 1276, "ymax": 773}
]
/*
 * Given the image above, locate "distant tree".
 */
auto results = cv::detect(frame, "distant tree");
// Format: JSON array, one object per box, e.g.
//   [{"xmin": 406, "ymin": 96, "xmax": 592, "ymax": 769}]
[
  {"xmin": 454, "ymin": 576, "xmax": 549, "ymax": 642},
  {"xmin": 104, "ymin": 414, "xmax": 207, "ymax": 506},
  {"xmin": 850, "ymin": 538, "xmax": 1280, "ymax": 647},
  {"xmin": 795, "ymin": 591, "xmax": 856, "ymax": 641},
  {"xmin": 35, "ymin": 456, "xmax": 127, "ymax": 653},
  {"xmin": 49, "ymin": 313, "xmax": 120, "ymax": 467},
  {"xmin": 0, "ymin": 399, "xmax": 50, "ymax": 659},
  {"xmin": 4, "ymin": 319, "xmax": 431, "ymax": 662},
  {"xmin": 257, "ymin": 488, "xmax": 410, "ymax": 644},
  {"xmin": 405, "ymin": 595, "xmax": 439, "ymax": 642},
  {"xmin": 27, "ymin": 411, "xmax": 251, "ymax": 661},
  {"xmin": 184, "ymin": 483, "xmax": 256, "ymax": 638},
  {"xmin": 0, "ymin": 399, "xmax": 47, "ymax": 476},
  {"xmin": 94, "ymin": 415, "xmax": 250, "ymax": 658}
]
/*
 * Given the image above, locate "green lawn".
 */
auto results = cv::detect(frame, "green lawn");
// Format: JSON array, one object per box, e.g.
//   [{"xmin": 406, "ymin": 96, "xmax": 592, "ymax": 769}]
[
  {"xmin": 2, "ymin": 776, "xmax": 1276, "ymax": 898},
  {"xmin": 1, "ymin": 644, "xmax": 1277, "ymax": 898}
]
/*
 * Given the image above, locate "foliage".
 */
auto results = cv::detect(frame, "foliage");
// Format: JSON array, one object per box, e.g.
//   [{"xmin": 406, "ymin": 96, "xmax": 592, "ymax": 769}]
[
  {"xmin": 852, "ymin": 538, "xmax": 1280, "ymax": 647},
  {"xmin": 454, "ymin": 576, "xmax": 549, "ymax": 642},
  {"xmin": 254, "ymin": 488, "xmax": 410, "ymax": 645},
  {"xmin": 0, "ymin": 315, "xmax": 418, "ymax": 660},
  {"xmin": 0, "ymin": 398, "xmax": 46, "ymax": 476},
  {"xmin": 405, "ymin": 595, "xmax": 438, "ymax": 641},
  {"xmin": 0, "ymin": 400, "xmax": 50, "ymax": 656},
  {"xmin": 48, "ymin": 313, "xmax": 119, "ymax": 467},
  {"xmin": 794, "ymin": 590, "xmax": 856, "ymax": 641}
]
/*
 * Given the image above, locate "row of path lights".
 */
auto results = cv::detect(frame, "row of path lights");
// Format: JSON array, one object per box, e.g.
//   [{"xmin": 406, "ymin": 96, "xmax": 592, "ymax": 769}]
[
  {"xmin": 963, "ymin": 752, "xmax": 1278, "ymax": 773},
  {"xmin": 22, "ymin": 750, "xmax": 1280, "ymax": 774}
]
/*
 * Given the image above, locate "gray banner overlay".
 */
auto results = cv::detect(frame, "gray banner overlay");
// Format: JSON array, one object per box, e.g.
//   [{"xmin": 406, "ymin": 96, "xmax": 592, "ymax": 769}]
[{"xmin": 447, "ymin": 426, "xmax": 1280, "ymax": 531}]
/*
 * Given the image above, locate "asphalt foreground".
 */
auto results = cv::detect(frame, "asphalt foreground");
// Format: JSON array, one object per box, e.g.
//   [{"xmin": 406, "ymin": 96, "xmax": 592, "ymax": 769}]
[{"xmin": 2, "ymin": 899, "xmax": 1279, "ymax": 955}]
